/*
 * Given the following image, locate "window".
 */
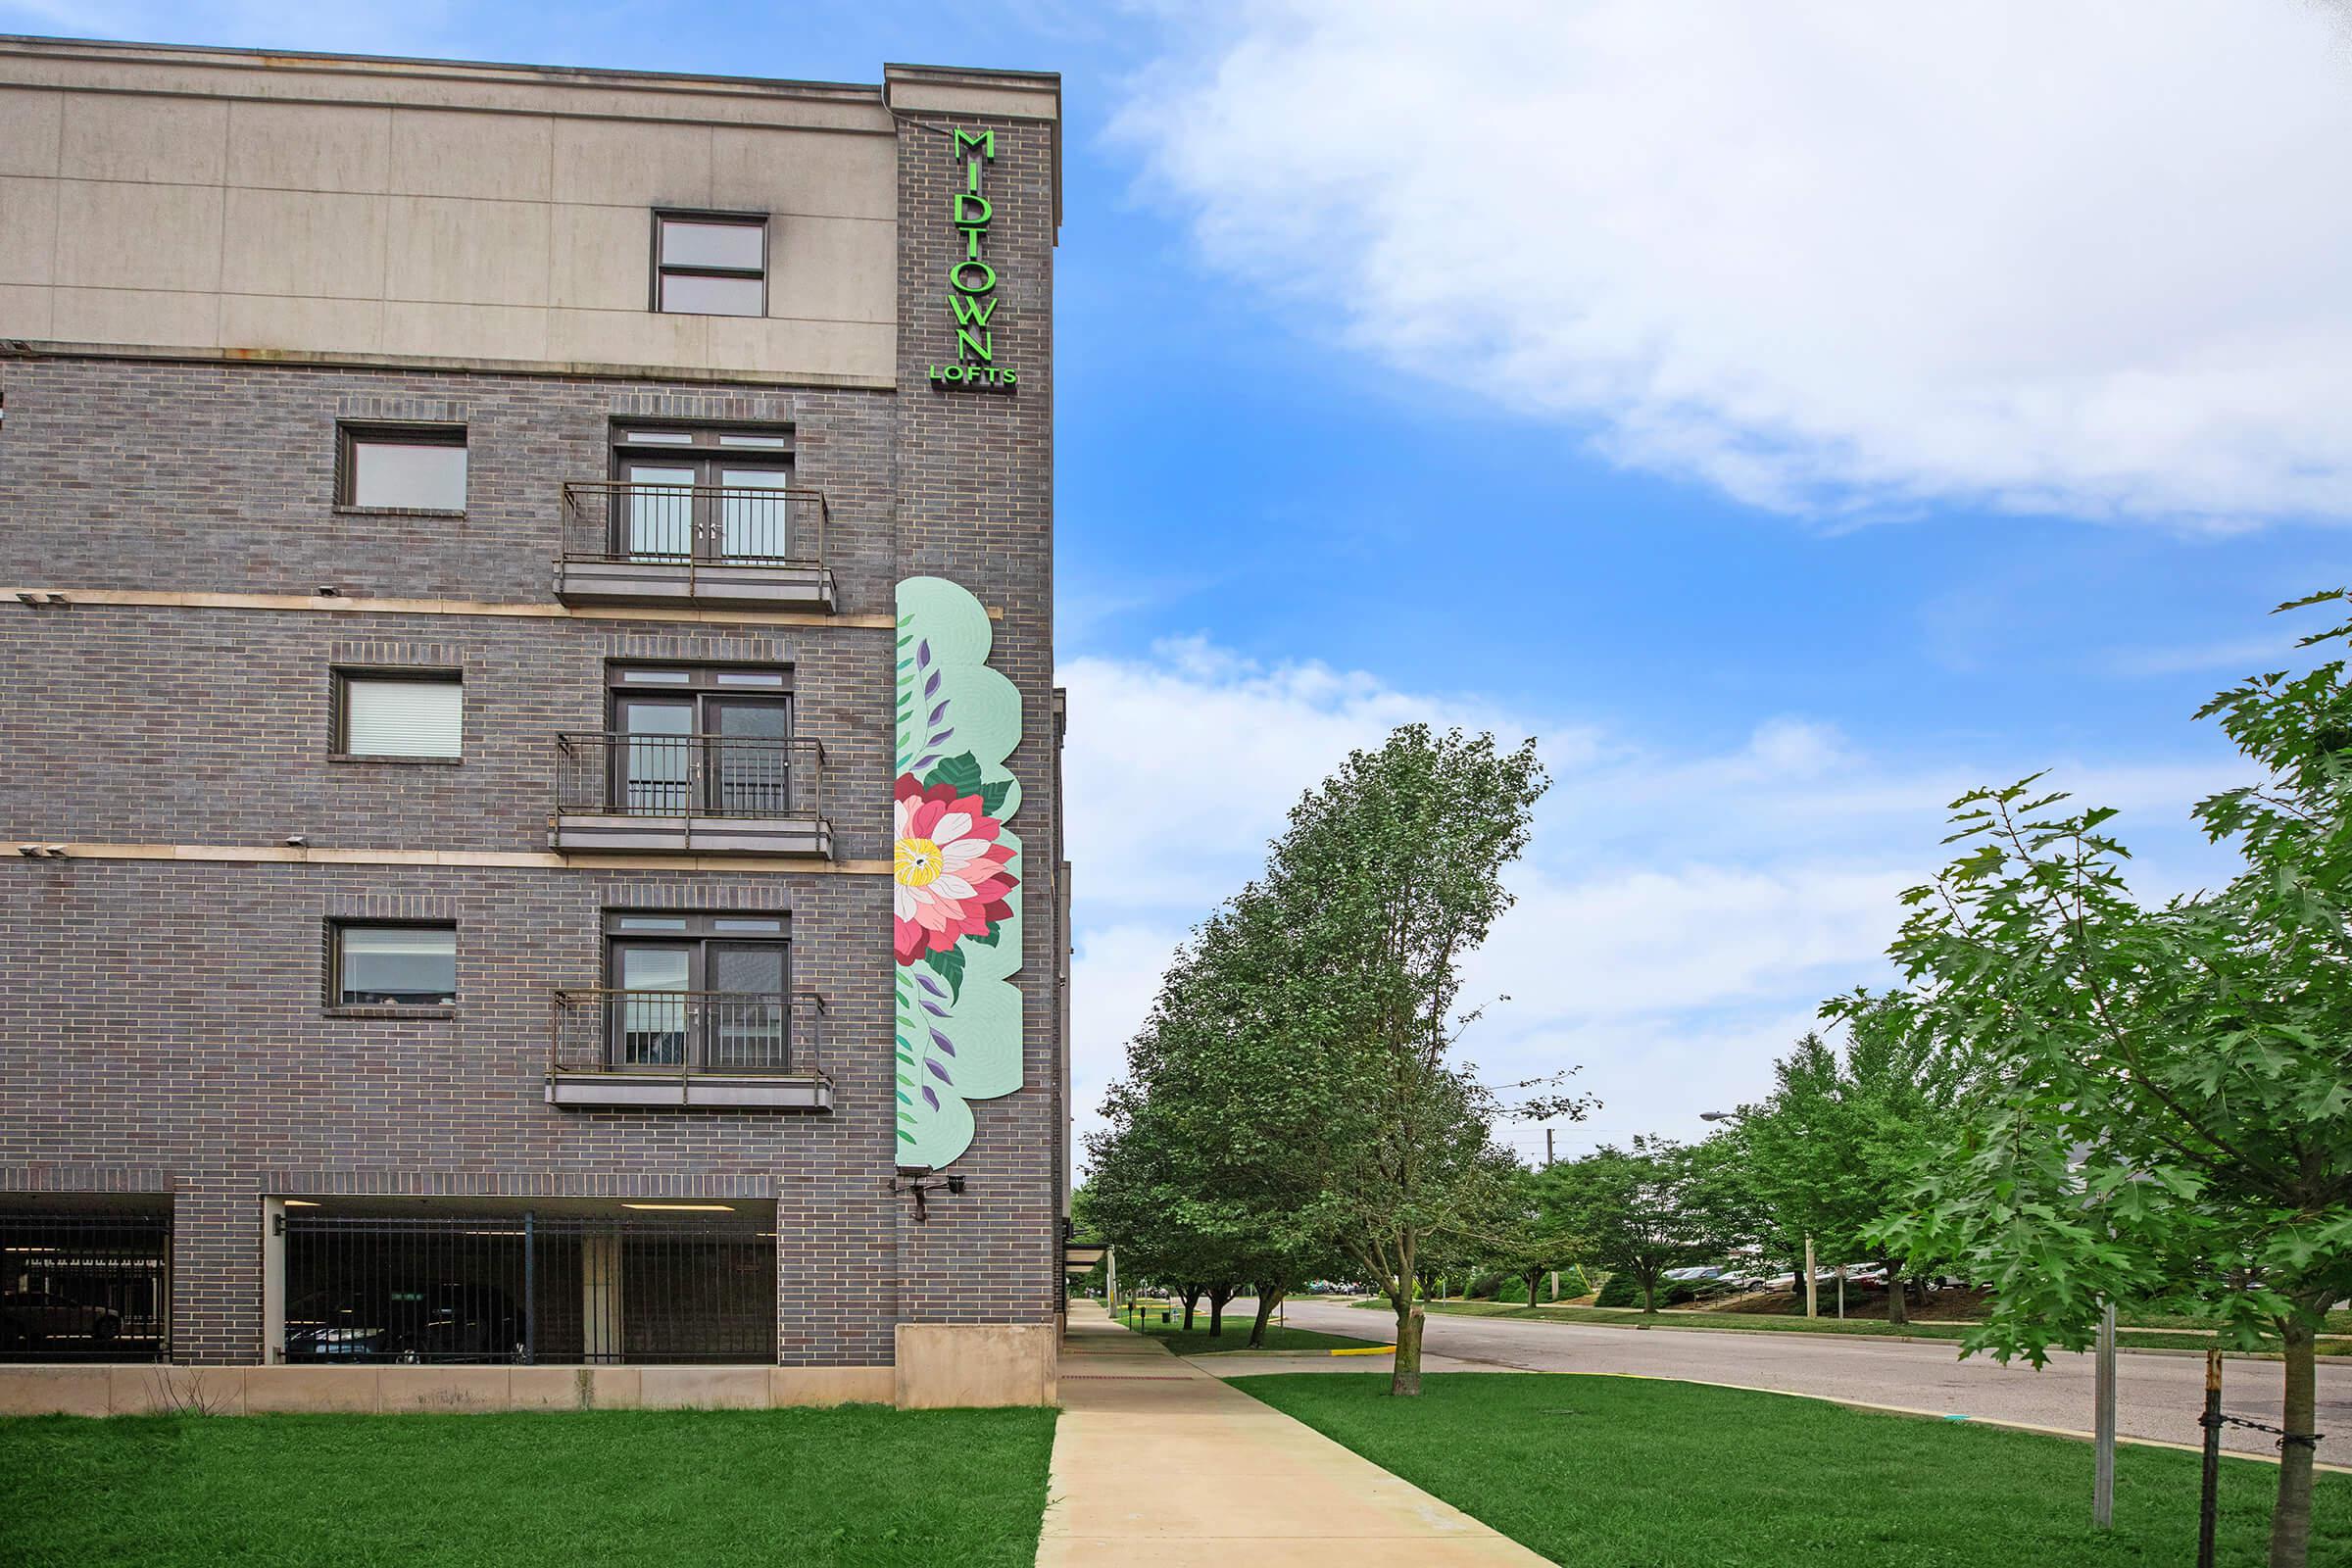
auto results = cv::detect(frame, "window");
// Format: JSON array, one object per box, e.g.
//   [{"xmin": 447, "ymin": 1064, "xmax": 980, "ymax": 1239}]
[
  {"xmin": 336, "ymin": 670, "xmax": 463, "ymax": 760},
  {"xmin": 332, "ymin": 923, "xmax": 457, "ymax": 1006},
  {"xmin": 653, "ymin": 213, "xmax": 767, "ymax": 318},
  {"xmin": 340, "ymin": 424, "xmax": 467, "ymax": 512},
  {"xmin": 603, "ymin": 910, "xmax": 788, "ymax": 1069},
  {"xmin": 608, "ymin": 663, "xmax": 791, "ymax": 816},
  {"xmin": 609, "ymin": 424, "xmax": 796, "ymax": 563}
]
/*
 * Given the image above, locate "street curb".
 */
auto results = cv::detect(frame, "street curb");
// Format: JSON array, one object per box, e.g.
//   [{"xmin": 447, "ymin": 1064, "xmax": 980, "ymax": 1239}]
[
  {"xmin": 1396, "ymin": 1305, "xmax": 2336, "ymax": 1363},
  {"xmin": 1569, "ymin": 1371, "xmax": 2352, "ymax": 1475}
]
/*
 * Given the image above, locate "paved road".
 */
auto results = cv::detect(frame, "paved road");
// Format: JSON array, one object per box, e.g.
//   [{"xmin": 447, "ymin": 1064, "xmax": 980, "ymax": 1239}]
[{"xmin": 1272, "ymin": 1298, "xmax": 2351, "ymax": 1463}]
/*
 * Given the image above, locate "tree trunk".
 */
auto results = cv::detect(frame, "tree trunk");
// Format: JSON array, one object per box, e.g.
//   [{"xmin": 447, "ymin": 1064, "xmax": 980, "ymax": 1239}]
[
  {"xmin": 1248, "ymin": 1285, "xmax": 1285, "ymax": 1348},
  {"xmin": 1885, "ymin": 1268, "xmax": 1908, "ymax": 1327},
  {"xmin": 1391, "ymin": 1300, "xmax": 1425, "ymax": 1396},
  {"xmin": 1641, "ymin": 1271, "xmax": 1658, "ymax": 1313},
  {"xmin": 2268, "ymin": 1320, "xmax": 2318, "ymax": 1568},
  {"xmin": 1180, "ymin": 1285, "xmax": 1200, "ymax": 1332},
  {"xmin": 1523, "ymin": 1267, "xmax": 1544, "ymax": 1311},
  {"xmin": 1207, "ymin": 1282, "xmax": 1234, "ymax": 1338}
]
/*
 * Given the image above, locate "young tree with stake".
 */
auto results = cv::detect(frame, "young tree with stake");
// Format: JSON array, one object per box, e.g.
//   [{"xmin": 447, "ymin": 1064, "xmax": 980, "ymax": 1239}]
[{"xmin": 1860, "ymin": 593, "xmax": 2352, "ymax": 1568}]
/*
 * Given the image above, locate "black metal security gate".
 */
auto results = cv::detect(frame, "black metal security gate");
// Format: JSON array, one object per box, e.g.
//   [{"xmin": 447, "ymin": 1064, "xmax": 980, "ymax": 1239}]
[
  {"xmin": 282, "ymin": 1213, "xmax": 775, "ymax": 1365},
  {"xmin": 0, "ymin": 1210, "xmax": 173, "ymax": 1362}
]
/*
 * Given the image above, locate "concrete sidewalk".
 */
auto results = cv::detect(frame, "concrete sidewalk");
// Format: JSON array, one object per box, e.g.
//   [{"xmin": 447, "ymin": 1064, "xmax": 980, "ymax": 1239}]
[{"xmin": 1037, "ymin": 1304, "xmax": 1544, "ymax": 1566}]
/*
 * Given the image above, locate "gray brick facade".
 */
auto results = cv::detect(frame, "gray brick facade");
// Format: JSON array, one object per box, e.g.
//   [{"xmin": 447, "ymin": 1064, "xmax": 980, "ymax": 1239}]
[{"xmin": 0, "ymin": 55, "xmax": 1064, "ymax": 1369}]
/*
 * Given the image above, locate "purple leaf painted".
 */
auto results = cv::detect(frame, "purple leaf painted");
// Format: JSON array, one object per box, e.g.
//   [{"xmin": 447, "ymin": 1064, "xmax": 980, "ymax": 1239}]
[
  {"xmin": 928, "ymin": 1028, "xmax": 956, "ymax": 1054},
  {"xmin": 917, "ymin": 639, "xmax": 931, "ymax": 667},
  {"xmin": 922, "ymin": 1086, "xmax": 940, "ymax": 1110},
  {"xmin": 921, "ymin": 1001, "xmax": 947, "ymax": 1018},
  {"xmin": 915, "ymin": 975, "xmax": 945, "ymax": 998},
  {"xmin": 928, "ymin": 703, "xmax": 949, "ymax": 724},
  {"xmin": 925, "ymin": 1058, "xmax": 954, "ymax": 1084},
  {"xmin": 923, "ymin": 671, "xmax": 941, "ymax": 698},
  {"xmin": 912, "ymin": 755, "xmax": 938, "ymax": 771}
]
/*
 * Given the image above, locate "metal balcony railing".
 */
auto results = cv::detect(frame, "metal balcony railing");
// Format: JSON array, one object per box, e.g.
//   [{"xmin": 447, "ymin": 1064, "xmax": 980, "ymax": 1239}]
[
  {"xmin": 559, "ymin": 480, "xmax": 827, "ymax": 569},
  {"xmin": 551, "ymin": 989, "xmax": 828, "ymax": 1078},
  {"xmin": 555, "ymin": 733, "xmax": 824, "ymax": 820}
]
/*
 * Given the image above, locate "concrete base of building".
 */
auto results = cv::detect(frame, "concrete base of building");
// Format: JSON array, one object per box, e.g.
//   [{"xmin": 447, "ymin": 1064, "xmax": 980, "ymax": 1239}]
[
  {"xmin": 0, "ymin": 1326, "xmax": 1063, "ymax": 1415},
  {"xmin": 893, "ymin": 1322, "xmax": 1058, "ymax": 1408},
  {"xmin": 0, "ymin": 1362, "xmax": 902, "ymax": 1417}
]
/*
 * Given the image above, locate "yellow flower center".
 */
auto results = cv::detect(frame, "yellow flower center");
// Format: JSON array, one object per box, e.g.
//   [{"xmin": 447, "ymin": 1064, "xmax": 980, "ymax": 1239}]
[{"xmin": 896, "ymin": 836, "xmax": 944, "ymax": 888}]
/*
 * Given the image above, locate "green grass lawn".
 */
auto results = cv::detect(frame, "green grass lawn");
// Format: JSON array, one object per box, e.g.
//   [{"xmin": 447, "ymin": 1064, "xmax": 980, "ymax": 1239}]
[
  {"xmin": 0, "ymin": 1404, "xmax": 1056, "ymax": 1567},
  {"xmin": 1115, "ymin": 1301, "xmax": 1385, "ymax": 1356},
  {"xmin": 1388, "ymin": 1298, "xmax": 2352, "ymax": 1355},
  {"xmin": 1237, "ymin": 1372, "xmax": 2349, "ymax": 1565}
]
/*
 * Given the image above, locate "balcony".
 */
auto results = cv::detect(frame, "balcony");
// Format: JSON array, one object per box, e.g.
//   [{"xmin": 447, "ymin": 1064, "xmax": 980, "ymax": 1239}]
[
  {"xmin": 553, "ymin": 480, "xmax": 835, "ymax": 612},
  {"xmin": 551, "ymin": 733, "xmax": 831, "ymax": 858},
  {"xmin": 547, "ymin": 988, "xmax": 830, "ymax": 1109}
]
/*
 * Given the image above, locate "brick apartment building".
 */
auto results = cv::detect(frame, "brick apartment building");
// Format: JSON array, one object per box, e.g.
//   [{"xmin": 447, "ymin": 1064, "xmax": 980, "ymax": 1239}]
[{"xmin": 0, "ymin": 35, "xmax": 1069, "ymax": 1407}]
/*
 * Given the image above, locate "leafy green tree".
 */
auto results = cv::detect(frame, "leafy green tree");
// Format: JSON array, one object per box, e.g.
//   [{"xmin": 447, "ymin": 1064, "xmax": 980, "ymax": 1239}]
[
  {"xmin": 1546, "ymin": 1140, "xmax": 1719, "ymax": 1313},
  {"xmin": 1483, "ymin": 1160, "xmax": 1586, "ymax": 1310},
  {"xmin": 1739, "ymin": 1010, "xmax": 1968, "ymax": 1323},
  {"xmin": 1859, "ymin": 593, "xmax": 2352, "ymax": 1568},
  {"xmin": 1089, "ymin": 725, "xmax": 1584, "ymax": 1385},
  {"xmin": 1253, "ymin": 725, "xmax": 1565, "ymax": 1395},
  {"xmin": 1086, "ymin": 893, "xmax": 1348, "ymax": 1344}
]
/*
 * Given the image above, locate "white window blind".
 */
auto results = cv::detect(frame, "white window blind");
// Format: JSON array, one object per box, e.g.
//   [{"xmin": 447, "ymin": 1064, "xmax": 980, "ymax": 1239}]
[
  {"xmin": 343, "ymin": 677, "xmax": 463, "ymax": 758},
  {"xmin": 351, "ymin": 438, "xmax": 467, "ymax": 511}
]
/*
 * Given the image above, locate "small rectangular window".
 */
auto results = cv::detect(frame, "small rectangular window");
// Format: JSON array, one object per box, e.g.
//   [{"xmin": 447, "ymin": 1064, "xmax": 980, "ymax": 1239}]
[
  {"xmin": 333, "ymin": 923, "xmax": 456, "ymax": 1006},
  {"xmin": 338, "ymin": 671, "xmax": 463, "ymax": 760},
  {"xmin": 655, "ymin": 213, "xmax": 767, "ymax": 318},
  {"xmin": 341, "ymin": 425, "xmax": 467, "ymax": 512}
]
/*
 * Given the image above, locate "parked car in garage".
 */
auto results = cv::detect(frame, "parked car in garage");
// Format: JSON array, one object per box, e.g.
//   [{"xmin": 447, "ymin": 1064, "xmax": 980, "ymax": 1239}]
[
  {"xmin": 284, "ymin": 1282, "xmax": 522, "ymax": 1363},
  {"xmin": 0, "ymin": 1290, "xmax": 122, "ymax": 1348}
]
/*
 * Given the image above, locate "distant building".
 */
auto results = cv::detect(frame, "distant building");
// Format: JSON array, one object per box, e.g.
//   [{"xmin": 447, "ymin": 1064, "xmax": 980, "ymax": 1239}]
[{"xmin": 0, "ymin": 34, "xmax": 1068, "ymax": 1406}]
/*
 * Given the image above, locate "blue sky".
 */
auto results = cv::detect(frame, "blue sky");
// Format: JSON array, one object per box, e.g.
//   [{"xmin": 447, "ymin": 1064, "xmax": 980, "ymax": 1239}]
[{"xmin": 13, "ymin": 0, "xmax": 2350, "ymax": 1165}]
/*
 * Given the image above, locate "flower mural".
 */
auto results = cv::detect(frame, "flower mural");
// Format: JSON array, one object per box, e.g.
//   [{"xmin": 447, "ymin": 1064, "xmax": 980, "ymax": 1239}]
[
  {"xmin": 893, "ymin": 576, "xmax": 1026, "ymax": 1169},
  {"xmin": 893, "ymin": 775, "xmax": 1017, "ymax": 965}
]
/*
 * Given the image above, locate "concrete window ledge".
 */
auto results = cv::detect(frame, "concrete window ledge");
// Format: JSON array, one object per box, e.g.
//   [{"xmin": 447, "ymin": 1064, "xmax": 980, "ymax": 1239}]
[
  {"xmin": 551, "ymin": 814, "xmax": 834, "ymax": 858},
  {"xmin": 544, "ymin": 1071, "xmax": 832, "ymax": 1110}
]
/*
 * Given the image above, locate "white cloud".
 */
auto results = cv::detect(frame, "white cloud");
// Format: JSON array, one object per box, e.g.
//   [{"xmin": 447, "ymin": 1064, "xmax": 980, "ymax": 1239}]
[
  {"xmin": 1061, "ymin": 638, "xmax": 2250, "ymax": 1165},
  {"xmin": 1115, "ymin": 0, "xmax": 2352, "ymax": 526}
]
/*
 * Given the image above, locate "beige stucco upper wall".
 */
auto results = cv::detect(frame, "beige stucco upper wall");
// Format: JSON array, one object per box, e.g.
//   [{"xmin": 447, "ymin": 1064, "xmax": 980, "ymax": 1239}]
[{"xmin": 0, "ymin": 37, "xmax": 1029, "ymax": 387}]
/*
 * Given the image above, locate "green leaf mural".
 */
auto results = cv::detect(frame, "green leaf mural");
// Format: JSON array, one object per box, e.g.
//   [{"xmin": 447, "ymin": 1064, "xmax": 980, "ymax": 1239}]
[{"xmin": 892, "ymin": 576, "xmax": 1024, "ymax": 1168}]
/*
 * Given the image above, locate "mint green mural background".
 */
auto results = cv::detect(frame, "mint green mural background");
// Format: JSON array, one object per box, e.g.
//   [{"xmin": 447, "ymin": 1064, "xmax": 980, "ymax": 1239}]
[{"xmin": 894, "ymin": 575, "xmax": 1024, "ymax": 1168}]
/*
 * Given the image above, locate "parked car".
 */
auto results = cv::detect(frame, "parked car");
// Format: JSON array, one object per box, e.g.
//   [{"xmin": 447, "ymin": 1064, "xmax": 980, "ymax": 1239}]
[
  {"xmin": 1665, "ymin": 1266, "xmax": 1772, "ymax": 1296},
  {"xmin": 0, "ymin": 1291, "xmax": 122, "ymax": 1348},
  {"xmin": 284, "ymin": 1282, "xmax": 521, "ymax": 1363}
]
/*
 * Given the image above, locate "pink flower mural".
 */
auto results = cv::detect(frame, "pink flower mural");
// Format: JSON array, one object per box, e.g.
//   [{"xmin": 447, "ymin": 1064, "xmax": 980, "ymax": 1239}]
[{"xmin": 893, "ymin": 774, "xmax": 1018, "ymax": 966}]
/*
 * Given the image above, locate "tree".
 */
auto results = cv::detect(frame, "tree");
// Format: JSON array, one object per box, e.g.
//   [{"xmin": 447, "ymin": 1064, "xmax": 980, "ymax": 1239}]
[
  {"xmin": 1547, "ymin": 1140, "xmax": 1718, "ymax": 1313},
  {"xmin": 1481, "ymin": 1160, "xmax": 1585, "ymax": 1310},
  {"xmin": 1256, "ymin": 724, "xmax": 1574, "ymax": 1395},
  {"xmin": 1087, "ymin": 724, "xmax": 1588, "ymax": 1390},
  {"xmin": 1086, "ymin": 893, "xmax": 1348, "ymax": 1346},
  {"xmin": 1860, "ymin": 593, "xmax": 2352, "ymax": 1568},
  {"xmin": 1739, "ymin": 1011, "xmax": 1968, "ymax": 1324}
]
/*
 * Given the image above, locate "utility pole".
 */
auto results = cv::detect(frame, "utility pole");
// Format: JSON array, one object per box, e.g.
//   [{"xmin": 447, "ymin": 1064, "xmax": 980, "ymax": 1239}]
[
  {"xmin": 1803, "ymin": 1235, "xmax": 1818, "ymax": 1319},
  {"xmin": 2093, "ymin": 1298, "xmax": 2117, "ymax": 1529},
  {"xmin": 1544, "ymin": 1127, "xmax": 1554, "ymax": 1166}
]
